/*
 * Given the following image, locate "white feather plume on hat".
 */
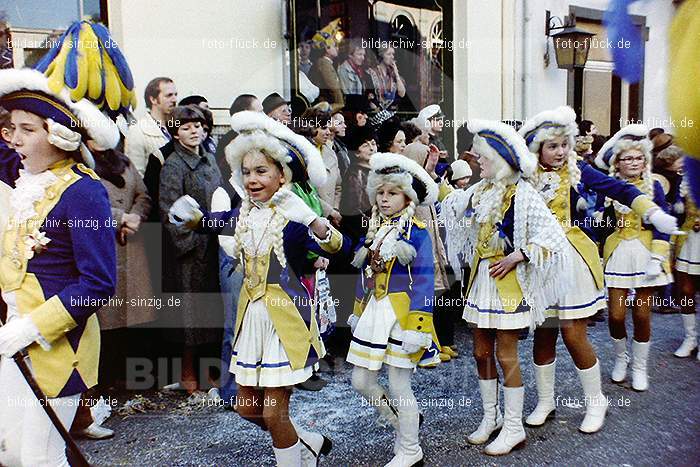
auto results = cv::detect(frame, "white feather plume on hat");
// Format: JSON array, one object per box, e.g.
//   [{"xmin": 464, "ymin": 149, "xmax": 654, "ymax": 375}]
[
  {"xmin": 0, "ymin": 68, "xmax": 119, "ymax": 152},
  {"xmin": 468, "ymin": 119, "xmax": 536, "ymax": 178},
  {"xmin": 366, "ymin": 152, "xmax": 438, "ymax": 206},
  {"xmin": 594, "ymin": 124, "xmax": 652, "ymax": 171},
  {"xmin": 225, "ymin": 111, "xmax": 327, "ymax": 193},
  {"xmin": 518, "ymin": 106, "xmax": 578, "ymax": 154}
]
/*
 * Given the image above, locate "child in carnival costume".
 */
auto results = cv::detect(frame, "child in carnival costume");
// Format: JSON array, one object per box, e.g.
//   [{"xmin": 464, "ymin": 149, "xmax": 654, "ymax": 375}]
[
  {"xmin": 595, "ymin": 124, "xmax": 674, "ymax": 391},
  {"xmin": 442, "ymin": 120, "xmax": 570, "ymax": 456},
  {"xmin": 0, "ymin": 68, "xmax": 118, "ymax": 466},
  {"xmin": 517, "ymin": 106, "xmax": 679, "ymax": 432},
  {"xmin": 671, "ymin": 160, "xmax": 700, "ymax": 360},
  {"xmin": 167, "ymin": 111, "xmax": 350, "ymax": 467},
  {"xmin": 346, "ymin": 151, "xmax": 440, "ymax": 467}
]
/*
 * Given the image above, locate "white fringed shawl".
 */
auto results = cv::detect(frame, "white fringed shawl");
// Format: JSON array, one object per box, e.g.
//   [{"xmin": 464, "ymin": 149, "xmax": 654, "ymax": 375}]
[
  {"xmin": 513, "ymin": 180, "xmax": 572, "ymax": 328},
  {"xmin": 442, "ymin": 179, "xmax": 571, "ymax": 329}
]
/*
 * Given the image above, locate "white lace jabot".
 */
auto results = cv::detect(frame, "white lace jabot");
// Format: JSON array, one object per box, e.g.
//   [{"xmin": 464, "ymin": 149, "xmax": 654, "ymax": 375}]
[{"xmin": 10, "ymin": 169, "xmax": 60, "ymax": 223}]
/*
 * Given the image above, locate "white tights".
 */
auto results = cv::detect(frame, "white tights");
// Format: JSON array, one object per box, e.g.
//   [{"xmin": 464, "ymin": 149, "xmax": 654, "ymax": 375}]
[
  {"xmin": 351, "ymin": 365, "xmax": 419, "ymax": 429},
  {"xmin": 0, "ymin": 356, "xmax": 80, "ymax": 467}
]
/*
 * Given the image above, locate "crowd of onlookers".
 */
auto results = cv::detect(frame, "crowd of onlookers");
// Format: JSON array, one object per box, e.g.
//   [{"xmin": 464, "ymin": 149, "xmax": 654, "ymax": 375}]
[{"xmin": 1, "ymin": 61, "xmax": 692, "ymax": 440}]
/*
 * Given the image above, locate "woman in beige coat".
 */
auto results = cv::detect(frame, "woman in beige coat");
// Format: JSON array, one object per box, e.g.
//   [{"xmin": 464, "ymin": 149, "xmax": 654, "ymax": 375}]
[
  {"xmin": 92, "ymin": 149, "xmax": 156, "ymax": 392},
  {"xmin": 95, "ymin": 150, "xmax": 156, "ymax": 331}
]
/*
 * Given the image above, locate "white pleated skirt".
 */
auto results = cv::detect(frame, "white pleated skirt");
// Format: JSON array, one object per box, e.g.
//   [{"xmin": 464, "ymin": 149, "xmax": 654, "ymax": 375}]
[
  {"xmin": 605, "ymin": 238, "xmax": 673, "ymax": 289},
  {"xmin": 463, "ymin": 260, "xmax": 531, "ymax": 330},
  {"xmin": 346, "ymin": 295, "xmax": 440, "ymax": 370},
  {"xmin": 676, "ymin": 230, "xmax": 700, "ymax": 275},
  {"xmin": 544, "ymin": 242, "xmax": 606, "ymax": 320},
  {"xmin": 230, "ymin": 299, "xmax": 320, "ymax": 388}
]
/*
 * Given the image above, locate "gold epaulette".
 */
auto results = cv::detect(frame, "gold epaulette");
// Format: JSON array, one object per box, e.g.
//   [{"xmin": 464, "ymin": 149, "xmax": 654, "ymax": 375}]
[
  {"xmin": 412, "ymin": 217, "xmax": 427, "ymax": 229},
  {"xmin": 76, "ymin": 163, "xmax": 100, "ymax": 180}
]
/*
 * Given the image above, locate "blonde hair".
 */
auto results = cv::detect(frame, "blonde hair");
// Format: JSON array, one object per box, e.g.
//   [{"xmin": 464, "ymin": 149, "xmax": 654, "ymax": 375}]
[
  {"xmin": 472, "ymin": 178, "xmax": 510, "ymax": 226},
  {"xmin": 232, "ymin": 196, "xmax": 288, "ymax": 269}
]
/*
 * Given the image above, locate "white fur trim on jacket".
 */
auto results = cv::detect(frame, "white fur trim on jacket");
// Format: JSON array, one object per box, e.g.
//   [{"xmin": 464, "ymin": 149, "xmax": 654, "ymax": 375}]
[
  {"xmin": 0, "ymin": 68, "xmax": 119, "ymax": 151},
  {"xmin": 227, "ymin": 111, "xmax": 327, "ymax": 188}
]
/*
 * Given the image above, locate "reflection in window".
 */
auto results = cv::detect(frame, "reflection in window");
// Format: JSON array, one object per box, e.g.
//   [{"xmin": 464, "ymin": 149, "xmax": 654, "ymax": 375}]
[{"xmin": 0, "ymin": 0, "xmax": 103, "ymax": 30}]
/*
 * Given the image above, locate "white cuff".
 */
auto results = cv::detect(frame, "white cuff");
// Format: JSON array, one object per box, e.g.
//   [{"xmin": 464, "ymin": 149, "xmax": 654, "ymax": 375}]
[{"xmin": 309, "ymin": 217, "xmax": 333, "ymax": 243}]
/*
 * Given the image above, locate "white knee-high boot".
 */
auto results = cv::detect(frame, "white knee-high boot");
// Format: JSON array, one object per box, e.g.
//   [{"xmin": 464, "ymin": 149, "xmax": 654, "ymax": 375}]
[
  {"xmin": 385, "ymin": 366, "xmax": 423, "ymax": 467},
  {"xmin": 290, "ymin": 419, "xmax": 332, "ymax": 467},
  {"xmin": 576, "ymin": 360, "xmax": 607, "ymax": 433},
  {"xmin": 525, "ymin": 360, "xmax": 556, "ymax": 426},
  {"xmin": 610, "ymin": 338, "xmax": 629, "ymax": 383},
  {"xmin": 631, "ymin": 340, "xmax": 650, "ymax": 391},
  {"xmin": 273, "ymin": 440, "xmax": 302, "ymax": 467},
  {"xmin": 468, "ymin": 379, "xmax": 503, "ymax": 444},
  {"xmin": 484, "ymin": 386, "xmax": 526, "ymax": 456},
  {"xmin": 674, "ymin": 314, "xmax": 697, "ymax": 358}
]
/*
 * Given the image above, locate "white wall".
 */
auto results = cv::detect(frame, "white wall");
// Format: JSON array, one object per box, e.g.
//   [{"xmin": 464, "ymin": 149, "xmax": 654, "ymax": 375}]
[
  {"xmin": 109, "ymin": 0, "xmax": 286, "ymax": 125},
  {"xmin": 515, "ymin": 0, "xmax": 673, "ymax": 128},
  {"xmin": 107, "ymin": 0, "xmax": 672, "ymax": 132},
  {"xmin": 464, "ymin": 0, "xmax": 504, "ymax": 121}
]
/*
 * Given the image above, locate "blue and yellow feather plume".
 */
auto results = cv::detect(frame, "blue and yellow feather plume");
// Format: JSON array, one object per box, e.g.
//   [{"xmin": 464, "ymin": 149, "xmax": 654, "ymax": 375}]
[{"xmin": 33, "ymin": 20, "xmax": 136, "ymax": 117}]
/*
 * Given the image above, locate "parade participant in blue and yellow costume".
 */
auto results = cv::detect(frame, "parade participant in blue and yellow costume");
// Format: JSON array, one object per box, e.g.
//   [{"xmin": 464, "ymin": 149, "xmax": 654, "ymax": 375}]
[
  {"xmin": 595, "ymin": 125, "xmax": 673, "ymax": 391},
  {"xmin": 671, "ymin": 166, "xmax": 700, "ymax": 361},
  {"xmin": 0, "ymin": 68, "xmax": 118, "ymax": 467},
  {"xmin": 346, "ymin": 151, "xmax": 439, "ymax": 467},
  {"xmin": 167, "ymin": 110, "xmax": 350, "ymax": 467},
  {"xmin": 518, "ymin": 106, "xmax": 679, "ymax": 433},
  {"xmin": 443, "ymin": 120, "xmax": 570, "ymax": 456}
]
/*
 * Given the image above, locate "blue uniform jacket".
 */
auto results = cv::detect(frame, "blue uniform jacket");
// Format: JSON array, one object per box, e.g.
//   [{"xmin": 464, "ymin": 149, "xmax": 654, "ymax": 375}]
[
  {"xmin": 572, "ymin": 162, "xmax": 650, "ymax": 241},
  {"xmin": 0, "ymin": 155, "xmax": 116, "ymax": 397},
  {"xmin": 197, "ymin": 207, "xmax": 352, "ymax": 370},
  {"xmin": 352, "ymin": 219, "xmax": 438, "ymax": 353}
]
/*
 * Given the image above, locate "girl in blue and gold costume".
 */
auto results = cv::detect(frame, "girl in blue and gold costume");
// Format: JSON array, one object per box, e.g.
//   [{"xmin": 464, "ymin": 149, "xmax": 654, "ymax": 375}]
[
  {"xmin": 595, "ymin": 125, "xmax": 673, "ymax": 392},
  {"xmin": 518, "ymin": 106, "xmax": 679, "ymax": 433},
  {"xmin": 443, "ymin": 120, "xmax": 570, "ymax": 456},
  {"xmin": 167, "ymin": 111, "xmax": 350, "ymax": 467},
  {"xmin": 346, "ymin": 151, "xmax": 439, "ymax": 467},
  {"xmin": 0, "ymin": 68, "xmax": 118, "ymax": 467},
  {"xmin": 672, "ymin": 168, "xmax": 700, "ymax": 361}
]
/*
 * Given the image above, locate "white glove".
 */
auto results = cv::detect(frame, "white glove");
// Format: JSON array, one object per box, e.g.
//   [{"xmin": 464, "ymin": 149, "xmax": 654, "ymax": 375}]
[
  {"xmin": 229, "ymin": 174, "xmax": 247, "ymax": 201},
  {"xmin": 212, "ymin": 188, "xmax": 235, "ymax": 257},
  {"xmin": 647, "ymin": 208, "xmax": 680, "ymax": 235},
  {"xmin": 168, "ymin": 195, "xmax": 202, "ymax": 227},
  {"xmin": 401, "ymin": 330, "xmax": 433, "ymax": 354},
  {"xmin": 644, "ymin": 256, "xmax": 663, "ymax": 278},
  {"xmin": 347, "ymin": 314, "xmax": 360, "ymax": 334},
  {"xmin": 46, "ymin": 118, "xmax": 81, "ymax": 152},
  {"xmin": 271, "ymin": 189, "xmax": 318, "ymax": 226},
  {"xmin": 0, "ymin": 317, "xmax": 42, "ymax": 357}
]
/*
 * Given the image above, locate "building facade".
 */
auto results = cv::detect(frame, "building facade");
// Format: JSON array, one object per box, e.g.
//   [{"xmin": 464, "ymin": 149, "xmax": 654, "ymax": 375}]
[{"xmin": 1, "ymin": 0, "xmax": 679, "ymax": 146}]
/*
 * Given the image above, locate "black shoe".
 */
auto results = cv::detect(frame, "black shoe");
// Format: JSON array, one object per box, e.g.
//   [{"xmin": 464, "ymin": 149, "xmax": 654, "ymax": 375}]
[{"xmin": 295, "ymin": 374, "xmax": 328, "ymax": 391}]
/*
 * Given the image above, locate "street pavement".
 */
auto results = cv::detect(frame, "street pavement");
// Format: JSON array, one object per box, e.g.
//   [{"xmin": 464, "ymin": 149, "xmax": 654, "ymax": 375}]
[{"xmin": 79, "ymin": 312, "xmax": 700, "ymax": 466}]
